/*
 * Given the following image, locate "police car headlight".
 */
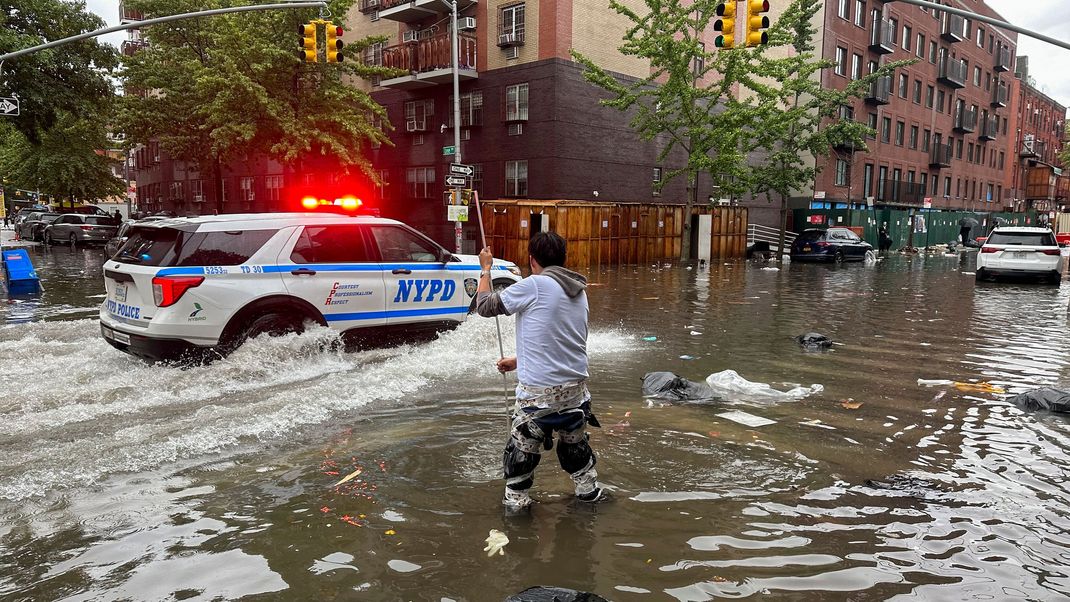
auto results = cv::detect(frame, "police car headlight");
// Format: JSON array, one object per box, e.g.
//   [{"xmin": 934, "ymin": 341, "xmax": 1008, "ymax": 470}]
[{"xmin": 506, "ymin": 265, "xmax": 522, "ymax": 276}]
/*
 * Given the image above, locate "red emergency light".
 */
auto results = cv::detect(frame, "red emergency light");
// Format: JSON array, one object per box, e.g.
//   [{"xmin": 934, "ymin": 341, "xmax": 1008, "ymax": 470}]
[{"xmin": 300, "ymin": 195, "xmax": 363, "ymax": 211}]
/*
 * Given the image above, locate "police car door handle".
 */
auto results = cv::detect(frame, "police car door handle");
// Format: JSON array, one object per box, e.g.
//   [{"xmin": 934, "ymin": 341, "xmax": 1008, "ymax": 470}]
[
  {"xmin": 291, "ymin": 268, "xmax": 317, "ymax": 276},
  {"xmin": 392, "ymin": 268, "xmax": 412, "ymax": 275}
]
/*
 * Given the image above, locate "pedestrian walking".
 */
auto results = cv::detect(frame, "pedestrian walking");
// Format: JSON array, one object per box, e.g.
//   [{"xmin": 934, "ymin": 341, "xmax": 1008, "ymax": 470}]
[
  {"xmin": 878, "ymin": 222, "xmax": 893, "ymax": 253},
  {"xmin": 958, "ymin": 216, "xmax": 979, "ymax": 245},
  {"xmin": 112, "ymin": 209, "xmax": 123, "ymax": 225},
  {"xmin": 475, "ymin": 232, "xmax": 603, "ymax": 511}
]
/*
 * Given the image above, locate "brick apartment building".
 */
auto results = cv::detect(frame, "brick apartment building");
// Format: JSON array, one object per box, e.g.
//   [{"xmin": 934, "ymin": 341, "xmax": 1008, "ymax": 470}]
[
  {"xmin": 811, "ymin": 0, "xmax": 1027, "ymax": 214},
  {"xmin": 1005, "ymin": 56, "xmax": 1067, "ymax": 212}
]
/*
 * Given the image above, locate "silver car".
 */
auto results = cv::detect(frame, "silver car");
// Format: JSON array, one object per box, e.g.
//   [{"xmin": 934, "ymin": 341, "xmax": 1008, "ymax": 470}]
[{"xmin": 43, "ymin": 214, "xmax": 119, "ymax": 247}]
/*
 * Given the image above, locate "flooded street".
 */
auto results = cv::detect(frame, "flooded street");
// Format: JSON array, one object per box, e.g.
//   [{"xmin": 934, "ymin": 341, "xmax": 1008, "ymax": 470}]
[{"xmin": 3, "ymin": 243, "xmax": 1070, "ymax": 600}]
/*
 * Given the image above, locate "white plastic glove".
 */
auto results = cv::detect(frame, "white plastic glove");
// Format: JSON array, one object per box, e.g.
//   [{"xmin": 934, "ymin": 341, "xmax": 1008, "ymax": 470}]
[{"xmin": 484, "ymin": 529, "xmax": 509, "ymax": 557}]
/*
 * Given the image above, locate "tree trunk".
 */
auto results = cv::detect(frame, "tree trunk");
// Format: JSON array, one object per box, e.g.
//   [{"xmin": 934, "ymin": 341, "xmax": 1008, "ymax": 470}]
[
  {"xmin": 680, "ymin": 174, "xmax": 698, "ymax": 261},
  {"xmin": 777, "ymin": 192, "xmax": 788, "ymax": 263},
  {"xmin": 213, "ymin": 155, "xmax": 224, "ymax": 215}
]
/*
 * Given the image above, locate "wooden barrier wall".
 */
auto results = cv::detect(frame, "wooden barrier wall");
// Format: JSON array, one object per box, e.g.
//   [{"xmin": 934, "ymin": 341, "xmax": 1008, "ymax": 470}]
[{"xmin": 480, "ymin": 201, "xmax": 747, "ymax": 268}]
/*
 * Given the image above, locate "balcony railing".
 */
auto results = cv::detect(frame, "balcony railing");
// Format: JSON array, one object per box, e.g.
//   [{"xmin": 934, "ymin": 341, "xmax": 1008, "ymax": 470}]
[
  {"xmin": 953, "ymin": 108, "xmax": 976, "ymax": 133},
  {"xmin": 379, "ymin": 32, "xmax": 477, "ymax": 88},
  {"xmin": 979, "ymin": 116, "xmax": 999, "ymax": 141},
  {"xmin": 359, "ymin": 0, "xmax": 381, "ymax": 13},
  {"xmin": 995, "ymin": 46, "xmax": 1012, "ymax": 72},
  {"xmin": 930, "ymin": 143, "xmax": 953, "ymax": 168},
  {"xmin": 942, "ymin": 14, "xmax": 965, "ymax": 42},
  {"xmin": 869, "ymin": 19, "xmax": 895, "ymax": 54},
  {"xmin": 875, "ymin": 179, "xmax": 926, "ymax": 205},
  {"xmin": 991, "ymin": 81, "xmax": 1008, "ymax": 107},
  {"xmin": 119, "ymin": 1, "xmax": 143, "ymax": 22},
  {"xmin": 864, "ymin": 76, "xmax": 891, "ymax": 105},
  {"xmin": 938, "ymin": 57, "xmax": 967, "ymax": 88}
]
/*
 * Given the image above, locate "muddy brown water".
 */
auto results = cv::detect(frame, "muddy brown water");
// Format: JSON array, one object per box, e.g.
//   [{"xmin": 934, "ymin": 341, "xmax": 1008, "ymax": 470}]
[{"xmin": 2, "ymin": 243, "xmax": 1070, "ymax": 600}]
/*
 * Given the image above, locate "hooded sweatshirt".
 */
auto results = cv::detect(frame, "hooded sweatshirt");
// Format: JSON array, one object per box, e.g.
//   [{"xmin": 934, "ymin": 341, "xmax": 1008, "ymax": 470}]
[{"xmin": 476, "ymin": 266, "xmax": 589, "ymax": 388}]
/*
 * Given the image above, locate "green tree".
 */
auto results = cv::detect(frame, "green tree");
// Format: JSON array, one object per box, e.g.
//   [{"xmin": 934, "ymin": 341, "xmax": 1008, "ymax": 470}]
[
  {"xmin": 0, "ymin": 112, "xmax": 124, "ymax": 205},
  {"xmin": 118, "ymin": 0, "xmax": 396, "ymax": 214},
  {"xmin": 0, "ymin": 0, "xmax": 118, "ymax": 142},
  {"xmin": 573, "ymin": 0, "xmax": 910, "ymax": 260}
]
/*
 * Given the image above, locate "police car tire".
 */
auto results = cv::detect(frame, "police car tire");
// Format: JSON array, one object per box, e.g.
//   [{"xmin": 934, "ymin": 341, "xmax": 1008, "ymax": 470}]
[{"xmin": 217, "ymin": 298, "xmax": 325, "ymax": 355}]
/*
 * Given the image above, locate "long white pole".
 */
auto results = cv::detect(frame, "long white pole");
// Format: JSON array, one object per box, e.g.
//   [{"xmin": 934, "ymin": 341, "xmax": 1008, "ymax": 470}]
[{"xmin": 450, "ymin": 0, "xmax": 463, "ymax": 254}]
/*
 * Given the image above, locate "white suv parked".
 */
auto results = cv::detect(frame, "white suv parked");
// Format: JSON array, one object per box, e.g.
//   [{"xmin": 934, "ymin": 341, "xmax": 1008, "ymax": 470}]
[
  {"xmin": 976, "ymin": 226, "xmax": 1063, "ymax": 284},
  {"xmin": 99, "ymin": 213, "xmax": 523, "ymax": 362}
]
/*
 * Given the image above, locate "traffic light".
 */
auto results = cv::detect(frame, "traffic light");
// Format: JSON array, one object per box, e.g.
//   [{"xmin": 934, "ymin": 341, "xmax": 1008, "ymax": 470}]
[
  {"xmin": 325, "ymin": 25, "xmax": 344, "ymax": 63},
  {"xmin": 744, "ymin": 0, "xmax": 770, "ymax": 47},
  {"xmin": 300, "ymin": 22, "xmax": 318, "ymax": 62},
  {"xmin": 714, "ymin": 1, "xmax": 736, "ymax": 49}
]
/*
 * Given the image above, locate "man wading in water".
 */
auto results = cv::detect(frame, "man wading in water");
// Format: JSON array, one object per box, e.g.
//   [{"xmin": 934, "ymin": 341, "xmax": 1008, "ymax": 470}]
[{"xmin": 476, "ymin": 232, "xmax": 604, "ymax": 511}]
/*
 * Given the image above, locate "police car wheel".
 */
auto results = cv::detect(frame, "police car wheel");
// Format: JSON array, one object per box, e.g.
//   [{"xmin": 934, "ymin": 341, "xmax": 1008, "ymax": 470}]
[{"xmin": 220, "ymin": 312, "xmax": 302, "ymax": 354}]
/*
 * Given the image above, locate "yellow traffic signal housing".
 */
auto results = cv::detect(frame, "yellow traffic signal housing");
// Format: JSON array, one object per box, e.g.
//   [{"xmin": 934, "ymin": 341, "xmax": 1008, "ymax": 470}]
[
  {"xmin": 745, "ymin": 0, "xmax": 770, "ymax": 47},
  {"xmin": 300, "ymin": 22, "xmax": 318, "ymax": 62},
  {"xmin": 325, "ymin": 25, "xmax": 344, "ymax": 63},
  {"xmin": 713, "ymin": 1, "xmax": 736, "ymax": 49}
]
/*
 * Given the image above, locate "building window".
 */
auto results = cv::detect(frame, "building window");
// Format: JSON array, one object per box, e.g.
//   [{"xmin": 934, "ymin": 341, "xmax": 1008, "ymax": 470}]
[
  {"xmin": 973, "ymin": 66, "xmax": 981, "ymax": 86},
  {"xmin": 652, "ymin": 167, "xmax": 662, "ymax": 196},
  {"xmin": 902, "ymin": 25, "xmax": 911, "ymax": 51},
  {"xmin": 913, "ymin": 79, "xmax": 922, "ymax": 104},
  {"xmin": 838, "ymin": 0, "xmax": 849, "ymax": 19},
  {"xmin": 956, "ymin": 137, "xmax": 963, "ymax": 159},
  {"xmin": 835, "ymin": 47, "xmax": 847, "ymax": 77},
  {"xmin": 471, "ymin": 164, "xmax": 483, "ymax": 193},
  {"xmin": 878, "ymin": 166, "xmax": 888, "ymax": 199},
  {"xmin": 240, "ymin": 176, "xmax": 255, "ymax": 201},
  {"xmin": 835, "ymin": 159, "xmax": 849, "ymax": 186},
  {"xmin": 909, "ymin": 125, "xmax": 918, "ymax": 149},
  {"xmin": 999, "ymin": 151, "xmax": 1004, "ymax": 169},
  {"xmin": 854, "ymin": 0, "xmax": 865, "ymax": 27},
  {"xmin": 862, "ymin": 163, "xmax": 873, "ymax": 197},
  {"xmin": 928, "ymin": 40, "xmax": 937, "ymax": 63},
  {"xmin": 967, "ymin": 142, "xmax": 974, "ymax": 162},
  {"xmin": 505, "ymin": 160, "xmax": 528, "ymax": 197},
  {"xmin": 916, "ymin": 33, "xmax": 924, "ymax": 58},
  {"xmin": 499, "ymin": 3, "xmax": 526, "ymax": 43},
  {"xmin": 265, "ymin": 175, "xmax": 283, "ymax": 202},
  {"xmin": 891, "ymin": 168, "xmax": 901, "ymax": 200},
  {"xmin": 881, "ymin": 116, "xmax": 891, "ymax": 143},
  {"xmin": 190, "ymin": 179, "xmax": 203, "ymax": 203},
  {"xmin": 448, "ymin": 91, "xmax": 484, "ymax": 127},
  {"xmin": 944, "ymin": 176, "xmax": 951, "ymax": 197},
  {"xmin": 922, "ymin": 128, "xmax": 931, "ymax": 151},
  {"xmin": 406, "ymin": 166, "xmax": 435, "ymax": 198},
  {"xmin": 404, "ymin": 99, "xmax": 434, "ymax": 131},
  {"xmin": 898, "ymin": 73, "xmax": 908, "ymax": 98},
  {"xmin": 895, "ymin": 120, "xmax": 905, "ymax": 146},
  {"xmin": 977, "ymin": 27, "xmax": 984, "ymax": 47},
  {"xmin": 867, "ymin": 113, "xmax": 877, "ymax": 139},
  {"xmin": 925, "ymin": 85, "xmax": 934, "ymax": 108},
  {"xmin": 920, "ymin": 173, "xmax": 928, "ymax": 194},
  {"xmin": 851, "ymin": 54, "xmax": 862, "ymax": 80},
  {"xmin": 936, "ymin": 89, "xmax": 945, "ymax": 112},
  {"xmin": 505, "ymin": 83, "xmax": 529, "ymax": 121}
]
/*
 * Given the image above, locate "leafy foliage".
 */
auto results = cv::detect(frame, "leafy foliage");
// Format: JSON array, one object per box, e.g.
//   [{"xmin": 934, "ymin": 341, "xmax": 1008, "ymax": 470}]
[{"xmin": 117, "ymin": 0, "xmax": 395, "ymax": 206}]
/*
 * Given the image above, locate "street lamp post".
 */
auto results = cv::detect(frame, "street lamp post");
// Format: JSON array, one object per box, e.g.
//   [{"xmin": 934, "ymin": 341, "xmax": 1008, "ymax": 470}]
[{"xmin": 444, "ymin": 0, "xmax": 464, "ymax": 253}]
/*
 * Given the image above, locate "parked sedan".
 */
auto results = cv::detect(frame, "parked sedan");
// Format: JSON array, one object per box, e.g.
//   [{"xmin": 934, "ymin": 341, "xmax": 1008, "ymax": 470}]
[
  {"xmin": 975, "ymin": 227, "xmax": 1063, "ymax": 283},
  {"xmin": 43, "ymin": 214, "xmax": 118, "ymax": 247},
  {"xmin": 790, "ymin": 227, "xmax": 873, "ymax": 262},
  {"xmin": 16, "ymin": 212, "xmax": 60, "ymax": 241}
]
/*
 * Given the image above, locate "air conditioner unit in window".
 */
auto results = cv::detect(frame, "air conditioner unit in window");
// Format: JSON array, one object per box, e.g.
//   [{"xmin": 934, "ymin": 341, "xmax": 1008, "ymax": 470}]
[
  {"xmin": 406, "ymin": 118, "xmax": 426, "ymax": 132},
  {"xmin": 402, "ymin": 30, "xmax": 420, "ymax": 43},
  {"xmin": 370, "ymin": 11, "xmax": 379, "ymax": 21},
  {"xmin": 458, "ymin": 17, "xmax": 476, "ymax": 30},
  {"xmin": 498, "ymin": 32, "xmax": 518, "ymax": 47},
  {"xmin": 192, "ymin": 194, "xmax": 204, "ymax": 203}
]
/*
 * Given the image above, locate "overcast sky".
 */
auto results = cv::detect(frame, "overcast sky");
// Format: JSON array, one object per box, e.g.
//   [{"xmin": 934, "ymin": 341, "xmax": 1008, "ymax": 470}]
[{"xmin": 84, "ymin": 0, "xmax": 1070, "ymax": 108}]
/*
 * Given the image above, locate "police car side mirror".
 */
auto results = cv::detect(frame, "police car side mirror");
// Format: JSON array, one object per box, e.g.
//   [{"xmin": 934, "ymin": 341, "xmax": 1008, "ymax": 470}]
[{"xmin": 437, "ymin": 248, "xmax": 454, "ymax": 263}]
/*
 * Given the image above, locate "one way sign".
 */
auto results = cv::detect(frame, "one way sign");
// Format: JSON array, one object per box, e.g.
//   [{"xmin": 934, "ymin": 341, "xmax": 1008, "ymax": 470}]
[{"xmin": 0, "ymin": 97, "xmax": 19, "ymax": 117}]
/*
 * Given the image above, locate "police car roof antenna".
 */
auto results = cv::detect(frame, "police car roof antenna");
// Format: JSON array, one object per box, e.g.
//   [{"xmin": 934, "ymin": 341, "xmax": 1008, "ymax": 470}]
[{"xmin": 472, "ymin": 189, "xmax": 512, "ymax": 408}]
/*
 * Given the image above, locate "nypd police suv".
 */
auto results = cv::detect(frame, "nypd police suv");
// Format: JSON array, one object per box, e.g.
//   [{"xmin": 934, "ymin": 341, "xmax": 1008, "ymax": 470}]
[{"xmin": 98, "ymin": 212, "xmax": 523, "ymax": 362}]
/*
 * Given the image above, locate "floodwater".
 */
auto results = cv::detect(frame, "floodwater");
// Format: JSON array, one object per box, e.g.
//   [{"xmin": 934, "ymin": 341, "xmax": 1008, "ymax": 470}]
[{"xmin": 3, "ymin": 241, "xmax": 1070, "ymax": 601}]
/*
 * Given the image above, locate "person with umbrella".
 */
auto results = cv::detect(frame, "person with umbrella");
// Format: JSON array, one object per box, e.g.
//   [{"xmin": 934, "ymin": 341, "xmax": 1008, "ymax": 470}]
[{"xmin": 959, "ymin": 216, "xmax": 979, "ymax": 245}]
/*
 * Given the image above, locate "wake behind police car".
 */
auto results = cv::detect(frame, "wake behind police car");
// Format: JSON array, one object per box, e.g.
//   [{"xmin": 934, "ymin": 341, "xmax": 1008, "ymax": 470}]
[{"xmin": 99, "ymin": 213, "xmax": 523, "ymax": 362}]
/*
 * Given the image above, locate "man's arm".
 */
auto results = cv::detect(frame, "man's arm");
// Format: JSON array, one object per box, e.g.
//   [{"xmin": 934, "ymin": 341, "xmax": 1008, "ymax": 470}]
[{"xmin": 475, "ymin": 246, "xmax": 508, "ymax": 317}]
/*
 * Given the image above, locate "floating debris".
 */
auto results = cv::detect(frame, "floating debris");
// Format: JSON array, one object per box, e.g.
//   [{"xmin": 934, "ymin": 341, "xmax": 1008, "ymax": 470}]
[{"xmin": 484, "ymin": 529, "xmax": 509, "ymax": 557}]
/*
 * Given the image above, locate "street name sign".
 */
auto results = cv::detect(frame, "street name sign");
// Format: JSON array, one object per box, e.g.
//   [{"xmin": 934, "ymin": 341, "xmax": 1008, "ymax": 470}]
[
  {"xmin": 445, "ymin": 175, "xmax": 467, "ymax": 187},
  {"xmin": 442, "ymin": 145, "xmax": 456, "ymax": 156},
  {"xmin": 449, "ymin": 163, "xmax": 473, "ymax": 177},
  {"xmin": 0, "ymin": 97, "xmax": 19, "ymax": 117}
]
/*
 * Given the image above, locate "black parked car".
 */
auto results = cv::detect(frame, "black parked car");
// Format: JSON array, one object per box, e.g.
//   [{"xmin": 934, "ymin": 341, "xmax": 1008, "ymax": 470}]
[
  {"xmin": 790, "ymin": 227, "xmax": 873, "ymax": 262},
  {"xmin": 16, "ymin": 212, "xmax": 60, "ymax": 241}
]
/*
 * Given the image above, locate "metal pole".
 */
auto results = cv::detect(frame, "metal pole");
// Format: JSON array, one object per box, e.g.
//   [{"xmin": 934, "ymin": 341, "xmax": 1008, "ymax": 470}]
[
  {"xmin": 0, "ymin": 2, "xmax": 327, "ymax": 62},
  {"xmin": 888, "ymin": 0, "xmax": 1070, "ymax": 52},
  {"xmin": 449, "ymin": 0, "xmax": 463, "ymax": 254}
]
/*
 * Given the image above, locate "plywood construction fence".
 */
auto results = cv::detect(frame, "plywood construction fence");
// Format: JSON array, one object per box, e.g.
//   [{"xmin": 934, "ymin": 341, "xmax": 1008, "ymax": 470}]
[{"xmin": 478, "ymin": 200, "xmax": 747, "ymax": 268}]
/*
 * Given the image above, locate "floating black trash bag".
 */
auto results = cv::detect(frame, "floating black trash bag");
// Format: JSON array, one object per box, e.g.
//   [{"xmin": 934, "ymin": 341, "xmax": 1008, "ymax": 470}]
[
  {"xmin": 641, "ymin": 371, "xmax": 717, "ymax": 401},
  {"xmin": 1007, "ymin": 388, "xmax": 1070, "ymax": 413},
  {"xmin": 795, "ymin": 333, "xmax": 833, "ymax": 349},
  {"xmin": 505, "ymin": 586, "xmax": 610, "ymax": 602}
]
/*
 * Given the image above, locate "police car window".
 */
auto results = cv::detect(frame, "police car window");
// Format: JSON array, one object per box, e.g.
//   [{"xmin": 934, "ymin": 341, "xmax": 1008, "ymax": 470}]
[
  {"xmin": 115, "ymin": 227, "xmax": 180, "ymax": 266},
  {"xmin": 174, "ymin": 230, "xmax": 278, "ymax": 266},
  {"xmin": 291, "ymin": 225, "xmax": 372, "ymax": 264},
  {"xmin": 370, "ymin": 226, "xmax": 440, "ymax": 262}
]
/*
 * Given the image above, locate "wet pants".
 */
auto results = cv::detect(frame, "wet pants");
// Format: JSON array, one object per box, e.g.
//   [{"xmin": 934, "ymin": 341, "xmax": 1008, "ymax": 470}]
[{"xmin": 504, "ymin": 402, "xmax": 598, "ymax": 496}]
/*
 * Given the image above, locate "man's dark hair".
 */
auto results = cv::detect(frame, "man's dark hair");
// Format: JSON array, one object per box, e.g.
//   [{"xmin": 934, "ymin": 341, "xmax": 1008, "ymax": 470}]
[{"xmin": 529, "ymin": 231, "xmax": 567, "ymax": 268}]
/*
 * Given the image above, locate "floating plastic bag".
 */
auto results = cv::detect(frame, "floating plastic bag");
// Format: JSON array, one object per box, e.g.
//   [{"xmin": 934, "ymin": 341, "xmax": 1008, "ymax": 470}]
[
  {"xmin": 705, "ymin": 369, "xmax": 822, "ymax": 403},
  {"xmin": 505, "ymin": 587, "xmax": 610, "ymax": 602},
  {"xmin": 642, "ymin": 371, "xmax": 718, "ymax": 402},
  {"xmin": 796, "ymin": 332, "xmax": 833, "ymax": 349},
  {"xmin": 484, "ymin": 529, "xmax": 509, "ymax": 557},
  {"xmin": 1008, "ymin": 388, "xmax": 1070, "ymax": 413}
]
